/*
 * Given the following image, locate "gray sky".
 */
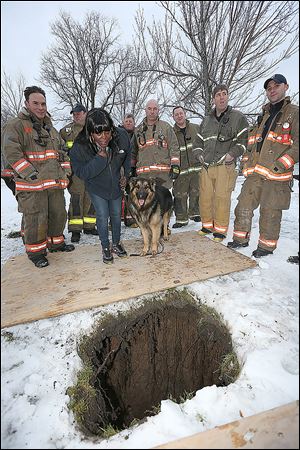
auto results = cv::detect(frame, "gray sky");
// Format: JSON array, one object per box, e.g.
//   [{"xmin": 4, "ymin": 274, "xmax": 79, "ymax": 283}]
[
  {"xmin": 1, "ymin": 0, "xmax": 299, "ymax": 123},
  {"xmin": 1, "ymin": 1, "xmax": 160, "ymax": 82},
  {"xmin": 1, "ymin": 1, "xmax": 162, "ymax": 124}
]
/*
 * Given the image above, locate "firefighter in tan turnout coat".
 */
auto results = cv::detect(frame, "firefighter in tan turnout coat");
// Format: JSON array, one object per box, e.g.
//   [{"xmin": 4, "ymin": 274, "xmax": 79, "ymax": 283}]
[
  {"xmin": 172, "ymin": 106, "xmax": 201, "ymax": 228},
  {"xmin": 228, "ymin": 74, "xmax": 299, "ymax": 257},
  {"xmin": 131, "ymin": 99, "xmax": 180, "ymax": 190},
  {"xmin": 60, "ymin": 103, "xmax": 97, "ymax": 243},
  {"xmin": 1, "ymin": 85, "xmax": 74, "ymax": 268},
  {"xmin": 193, "ymin": 84, "xmax": 249, "ymax": 242}
]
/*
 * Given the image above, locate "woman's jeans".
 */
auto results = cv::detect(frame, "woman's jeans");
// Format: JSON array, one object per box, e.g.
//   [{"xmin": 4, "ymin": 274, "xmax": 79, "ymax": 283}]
[{"xmin": 89, "ymin": 193, "xmax": 122, "ymax": 249}]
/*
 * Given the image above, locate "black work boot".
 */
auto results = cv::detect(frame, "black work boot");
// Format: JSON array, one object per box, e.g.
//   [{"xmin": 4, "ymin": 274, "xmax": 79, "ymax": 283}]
[
  {"xmin": 84, "ymin": 229, "xmax": 98, "ymax": 235},
  {"xmin": 71, "ymin": 232, "xmax": 81, "ymax": 243},
  {"xmin": 212, "ymin": 232, "xmax": 226, "ymax": 242},
  {"xmin": 252, "ymin": 247, "xmax": 273, "ymax": 258},
  {"xmin": 102, "ymin": 247, "xmax": 114, "ymax": 264},
  {"xmin": 31, "ymin": 254, "xmax": 49, "ymax": 268},
  {"xmin": 227, "ymin": 240, "xmax": 249, "ymax": 249},
  {"xmin": 198, "ymin": 227, "xmax": 213, "ymax": 236},
  {"xmin": 112, "ymin": 243, "xmax": 127, "ymax": 257},
  {"xmin": 49, "ymin": 243, "xmax": 75, "ymax": 253},
  {"xmin": 191, "ymin": 216, "xmax": 201, "ymax": 222},
  {"xmin": 287, "ymin": 255, "xmax": 299, "ymax": 264},
  {"xmin": 172, "ymin": 222, "xmax": 188, "ymax": 228}
]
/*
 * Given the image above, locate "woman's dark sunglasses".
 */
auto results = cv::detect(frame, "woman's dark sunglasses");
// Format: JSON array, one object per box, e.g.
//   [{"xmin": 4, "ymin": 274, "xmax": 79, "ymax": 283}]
[{"xmin": 93, "ymin": 126, "xmax": 111, "ymax": 135}]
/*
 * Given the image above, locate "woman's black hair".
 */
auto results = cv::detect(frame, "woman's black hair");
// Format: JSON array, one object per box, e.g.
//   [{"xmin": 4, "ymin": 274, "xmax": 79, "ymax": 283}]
[
  {"xmin": 75, "ymin": 108, "xmax": 118, "ymax": 152},
  {"xmin": 84, "ymin": 108, "xmax": 116, "ymax": 139}
]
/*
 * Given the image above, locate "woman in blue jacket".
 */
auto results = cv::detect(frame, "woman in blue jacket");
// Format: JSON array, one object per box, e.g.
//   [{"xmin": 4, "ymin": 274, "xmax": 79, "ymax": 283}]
[{"xmin": 70, "ymin": 108, "xmax": 131, "ymax": 264}]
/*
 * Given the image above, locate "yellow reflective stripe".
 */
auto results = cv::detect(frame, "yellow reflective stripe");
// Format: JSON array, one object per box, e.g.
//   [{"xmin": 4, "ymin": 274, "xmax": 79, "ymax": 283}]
[
  {"xmin": 236, "ymin": 143, "xmax": 247, "ymax": 151},
  {"xmin": 83, "ymin": 217, "xmax": 96, "ymax": 224},
  {"xmin": 179, "ymin": 167, "xmax": 202, "ymax": 175},
  {"xmin": 203, "ymin": 135, "xmax": 218, "ymax": 141},
  {"xmin": 66, "ymin": 141, "xmax": 74, "ymax": 149},
  {"xmin": 236, "ymin": 127, "xmax": 248, "ymax": 137},
  {"xmin": 69, "ymin": 219, "xmax": 83, "ymax": 225},
  {"xmin": 179, "ymin": 143, "xmax": 193, "ymax": 151}
]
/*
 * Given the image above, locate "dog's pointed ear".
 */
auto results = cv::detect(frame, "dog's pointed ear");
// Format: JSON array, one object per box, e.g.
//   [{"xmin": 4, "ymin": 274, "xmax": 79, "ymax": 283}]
[
  {"xmin": 129, "ymin": 177, "xmax": 137, "ymax": 189},
  {"xmin": 149, "ymin": 177, "xmax": 156, "ymax": 190}
]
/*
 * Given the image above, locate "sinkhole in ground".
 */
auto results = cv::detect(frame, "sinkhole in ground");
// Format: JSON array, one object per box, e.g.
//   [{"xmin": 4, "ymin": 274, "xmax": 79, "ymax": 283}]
[{"xmin": 68, "ymin": 290, "xmax": 240, "ymax": 436}]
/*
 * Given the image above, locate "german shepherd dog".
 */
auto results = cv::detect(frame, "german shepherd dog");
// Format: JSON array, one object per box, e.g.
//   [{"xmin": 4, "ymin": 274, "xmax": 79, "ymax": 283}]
[{"xmin": 127, "ymin": 177, "xmax": 173, "ymax": 256}]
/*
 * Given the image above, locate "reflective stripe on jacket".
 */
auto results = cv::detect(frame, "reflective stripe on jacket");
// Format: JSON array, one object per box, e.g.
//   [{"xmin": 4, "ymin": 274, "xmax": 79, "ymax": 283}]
[
  {"xmin": 1, "ymin": 108, "xmax": 70, "ymax": 193},
  {"xmin": 60, "ymin": 122, "xmax": 84, "ymax": 152},
  {"xmin": 173, "ymin": 120, "xmax": 201, "ymax": 174},
  {"xmin": 193, "ymin": 106, "xmax": 248, "ymax": 165},
  {"xmin": 242, "ymin": 97, "xmax": 299, "ymax": 182},
  {"xmin": 132, "ymin": 118, "xmax": 180, "ymax": 171}
]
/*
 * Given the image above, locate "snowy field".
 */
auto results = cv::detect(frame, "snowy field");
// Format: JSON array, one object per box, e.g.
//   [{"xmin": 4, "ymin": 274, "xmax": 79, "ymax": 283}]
[{"xmin": 1, "ymin": 173, "xmax": 299, "ymax": 449}]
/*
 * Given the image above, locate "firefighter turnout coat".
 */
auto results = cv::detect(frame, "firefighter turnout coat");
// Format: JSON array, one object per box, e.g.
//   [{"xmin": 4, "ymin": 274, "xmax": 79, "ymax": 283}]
[
  {"xmin": 232, "ymin": 96, "xmax": 299, "ymax": 251},
  {"xmin": 193, "ymin": 106, "xmax": 248, "ymax": 236},
  {"xmin": 132, "ymin": 118, "xmax": 180, "ymax": 189},
  {"xmin": 1, "ymin": 108, "xmax": 71, "ymax": 259},
  {"xmin": 173, "ymin": 120, "xmax": 201, "ymax": 223},
  {"xmin": 60, "ymin": 122, "xmax": 96, "ymax": 232}
]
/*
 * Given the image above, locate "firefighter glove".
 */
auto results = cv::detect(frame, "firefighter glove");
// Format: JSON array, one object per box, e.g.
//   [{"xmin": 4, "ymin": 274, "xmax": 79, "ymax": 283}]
[
  {"xmin": 169, "ymin": 165, "xmax": 180, "ymax": 180},
  {"xmin": 193, "ymin": 148, "xmax": 205, "ymax": 166},
  {"xmin": 272, "ymin": 160, "xmax": 286, "ymax": 174},
  {"xmin": 224, "ymin": 153, "xmax": 235, "ymax": 165},
  {"xmin": 26, "ymin": 171, "xmax": 39, "ymax": 181}
]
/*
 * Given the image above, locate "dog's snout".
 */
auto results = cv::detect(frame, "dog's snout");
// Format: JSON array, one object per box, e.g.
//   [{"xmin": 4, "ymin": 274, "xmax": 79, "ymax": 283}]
[{"xmin": 137, "ymin": 190, "xmax": 145, "ymax": 199}]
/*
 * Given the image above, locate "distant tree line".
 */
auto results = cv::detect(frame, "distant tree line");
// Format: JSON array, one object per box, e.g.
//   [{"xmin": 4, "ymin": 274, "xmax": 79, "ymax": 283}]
[{"xmin": 1, "ymin": 1, "xmax": 299, "ymax": 128}]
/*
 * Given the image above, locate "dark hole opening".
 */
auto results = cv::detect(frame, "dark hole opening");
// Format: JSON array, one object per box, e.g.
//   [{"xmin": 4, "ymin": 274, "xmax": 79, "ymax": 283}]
[{"xmin": 68, "ymin": 290, "xmax": 239, "ymax": 436}]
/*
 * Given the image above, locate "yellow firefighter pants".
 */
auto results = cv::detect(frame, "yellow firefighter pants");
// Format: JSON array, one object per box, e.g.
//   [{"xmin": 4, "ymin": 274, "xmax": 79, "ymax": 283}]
[{"xmin": 199, "ymin": 164, "xmax": 237, "ymax": 234}]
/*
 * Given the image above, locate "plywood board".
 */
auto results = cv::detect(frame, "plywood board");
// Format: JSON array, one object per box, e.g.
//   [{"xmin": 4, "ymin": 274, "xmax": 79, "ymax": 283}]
[
  {"xmin": 154, "ymin": 400, "xmax": 299, "ymax": 449},
  {"xmin": 1, "ymin": 231, "xmax": 256, "ymax": 328}
]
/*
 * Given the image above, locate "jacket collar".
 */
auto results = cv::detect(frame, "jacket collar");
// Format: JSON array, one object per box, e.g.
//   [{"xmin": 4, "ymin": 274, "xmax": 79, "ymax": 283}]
[
  {"xmin": 174, "ymin": 119, "xmax": 190, "ymax": 132},
  {"xmin": 18, "ymin": 107, "xmax": 52, "ymax": 127},
  {"xmin": 210, "ymin": 105, "xmax": 232, "ymax": 119},
  {"xmin": 262, "ymin": 96, "xmax": 291, "ymax": 113}
]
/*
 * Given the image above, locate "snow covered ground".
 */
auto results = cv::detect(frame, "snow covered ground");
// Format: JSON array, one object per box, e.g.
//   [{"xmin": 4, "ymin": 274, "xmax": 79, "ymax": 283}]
[{"xmin": 1, "ymin": 173, "xmax": 299, "ymax": 449}]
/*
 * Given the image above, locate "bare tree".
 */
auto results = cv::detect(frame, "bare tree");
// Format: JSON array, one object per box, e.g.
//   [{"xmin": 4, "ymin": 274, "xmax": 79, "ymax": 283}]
[
  {"xmin": 40, "ymin": 10, "xmax": 160, "ymax": 126},
  {"xmin": 40, "ymin": 11, "xmax": 123, "ymax": 121},
  {"xmin": 1, "ymin": 71, "xmax": 26, "ymax": 128},
  {"xmin": 111, "ymin": 44, "xmax": 160, "ymax": 124},
  {"xmin": 134, "ymin": 1, "xmax": 299, "ymax": 117}
]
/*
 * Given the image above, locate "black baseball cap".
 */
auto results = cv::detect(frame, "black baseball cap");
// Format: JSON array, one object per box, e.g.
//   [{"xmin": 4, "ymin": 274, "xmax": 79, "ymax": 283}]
[
  {"xmin": 70, "ymin": 103, "xmax": 87, "ymax": 114},
  {"xmin": 264, "ymin": 74, "xmax": 287, "ymax": 89}
]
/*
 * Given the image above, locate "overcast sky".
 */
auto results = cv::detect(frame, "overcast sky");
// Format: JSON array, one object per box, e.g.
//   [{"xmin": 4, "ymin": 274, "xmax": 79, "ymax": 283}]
[
  {"xmin": 1, "ymin": 1, "xmax": 160, "ymax": 82},
  {"xmin": 1, "ymin": 1, "xmax": 299, "ymax": 122}
]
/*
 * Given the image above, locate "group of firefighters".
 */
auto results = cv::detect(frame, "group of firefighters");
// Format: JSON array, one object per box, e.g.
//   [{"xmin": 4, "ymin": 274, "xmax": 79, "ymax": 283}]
[{"xmin": 1, "ymin": 73, "xmax": 299, "ymax": 268}]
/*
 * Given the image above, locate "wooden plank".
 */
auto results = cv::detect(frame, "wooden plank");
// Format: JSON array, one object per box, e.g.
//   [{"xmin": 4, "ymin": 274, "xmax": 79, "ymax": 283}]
[
  {"xmin": 153, "ymin": 400, "xmax": 299, "ymax": 449},
  {"xmin": 1, "ymin": 231, "xmax": 256, "ymax": 328}
]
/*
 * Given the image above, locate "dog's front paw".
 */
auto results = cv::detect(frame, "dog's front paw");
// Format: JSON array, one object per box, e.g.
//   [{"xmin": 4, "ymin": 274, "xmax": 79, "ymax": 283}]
[{"xmin": 140, "ymin": 249, "xmax": 148, "ymax": 256}]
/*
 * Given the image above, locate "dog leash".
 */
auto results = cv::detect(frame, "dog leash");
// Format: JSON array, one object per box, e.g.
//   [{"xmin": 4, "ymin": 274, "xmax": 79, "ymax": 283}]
[{"xmin": 128, "ymin": 240, "xmax": 165, "ymax": 257}]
